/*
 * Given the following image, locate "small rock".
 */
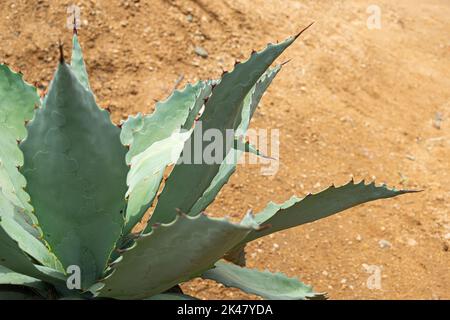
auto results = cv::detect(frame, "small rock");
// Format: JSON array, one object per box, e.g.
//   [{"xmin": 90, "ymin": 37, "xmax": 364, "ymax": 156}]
[
  {"xmin": 444, "ymin": 233, "xmax": 450, "ymax": 240},
  {"xmin": 194, "ymin": 46, "xmax": 208, "ymax": 58},
  {"xmin": 379, "ymin": 239, "xmax": 392, "ymax": 249},
  {"xmin": 120, "ymin": 20, "xmax": 128, "ymax": 27},
  {"xmin": 356, "ymin": 234, "xmax": 362, "ymax": 241},
  {"xmin": 407, "ymin": 238, "xmax": 417, "ymax": 246},
  {"xmin": 340, "ymin": 278, "xmax": 347, "ymax": 284},
  {"xmin": 322, "ymin": 270, "xmax": 328, "ymax": 276},
  {"xmin": 186, "ymin": 14, "xmax": 193, "ymax": 22},
  {"xmin": 433, "ymin": 112, "xmax": 443, "ymax": 129}
]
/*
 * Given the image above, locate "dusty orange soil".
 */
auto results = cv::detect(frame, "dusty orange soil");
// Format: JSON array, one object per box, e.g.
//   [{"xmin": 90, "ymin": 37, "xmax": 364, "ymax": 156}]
[{"xmin": 1, "ymin": 0, "xmax": 449, "ymax": 299}]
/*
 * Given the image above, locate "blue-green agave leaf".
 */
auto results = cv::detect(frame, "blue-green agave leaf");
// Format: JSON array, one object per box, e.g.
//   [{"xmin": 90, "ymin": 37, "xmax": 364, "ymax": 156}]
[
  {"xmin": 123, "ymin": 130, "xmax": 192, "ymax": 235},
  {"xmin": 0, "ymin": 64, "xmax": 63, "ymax": 271},
  {"xmin": 149, "ymin": 34, "xmax": 299, "ymax": 226},
  {"xmin": 120, "ymin": 82, "xmax": 212, "ymax": 234},
  {"xmin": 0, "ymin": 223, "xmax": 64, "ymax": 285},
  {"xmin": 70, "ymin": 35, "xmax": 90, "ymax": 90},
  {"xmin": 202, "ymin": 261, "xmax": 326, "ymax": 300},
  {"xmin": 20, "ymin": 62, "xmax": 128, "ymax": 288},
  {"xmin": 97, "ymin": 213, "xmax": 259, "ymax": 299},
  {"xmin": 0, "ymin": 265, "xmax": 47, "ymax": 292},
  {"xmin": 0, "ymin": 285, "xmax": 43, "ymax": 300},
  {"xmin": 244, "ymin": 180, "xmax": 416, "ymax": 243},
  {"xmin": 121, "ymin": 82, "xmax": 212, "ymax": 163},
  {"xmin": 233, "ymin": 137, "xmax": 272, "ymax": 158},
  {"xmin": 188, "ymin": 66, "xmax": 281, "ymax": 216}
]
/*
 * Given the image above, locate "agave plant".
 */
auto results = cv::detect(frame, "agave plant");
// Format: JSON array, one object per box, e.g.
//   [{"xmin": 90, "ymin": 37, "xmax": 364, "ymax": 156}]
[{"xmin": 0, "ymin": 25, "xmax": 413, "ymax": 300}]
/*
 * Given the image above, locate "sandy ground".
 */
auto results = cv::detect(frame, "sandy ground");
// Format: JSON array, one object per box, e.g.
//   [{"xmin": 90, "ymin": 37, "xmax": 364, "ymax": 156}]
[{"xmin": 1, "ymin": 0, "xmax": 449, "ymax": 299}]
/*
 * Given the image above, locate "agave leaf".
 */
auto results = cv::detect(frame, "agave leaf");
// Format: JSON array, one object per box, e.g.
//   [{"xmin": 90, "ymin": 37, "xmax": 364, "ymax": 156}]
[
  {"xmin": 182, "ymin": 81, "xmax": 215, "ymax": 131},
  {"xmin": 0, "ymin": 224, "xmax": 43, "ymax": 278},
  {"xmin": 0, "ymin": 215, "xmax": 63, "ymax": 272},
  {"xmin": 0, "ymin": 265, "xmax": 47, "ymax": 292},
  {"xmin": 70, "ymin": 35, "xmax": 90, "ymax": 90},
  {"xmin": 121, "ymin": 82, "xmax": 212, "ymax": 163},
  {"xmin": 233, "ymin": 137, "xmax": 272, "ymax": 158},
  {"xmin": 0, "ymin": 64, "xmax": 63, "ymax": 271},
  {"xmin": 237, "ymin": 65, "xmax": 282, "ymax": 133},
  {"xmin": 243, "ymin": 180, "xmax": 416, "ymax": 244},
  {"xmin": 188, "ymin": 66, "xmax": 281, "ymax": 216},
  {"xmin": 146, "ymin": 293, "xmax": 199, "ymax": 300},
  {"xmin": 123, "ymin": 130, "xmax": 192, "ymax": 235},
  {"xmin": 0, "ymin": 285, "xmax": 43, "ymax": 300},
  {"xmin": 223, "ymin": 243, "xmax": 246, "ymax": 266},
  {"xmin": 20, "ymin": 62, "xmax": 128, "ymax": 288},
  {"xmin": 149, "ymin": 34, "xmax": 299, "ymax": 225},
  {"xmin": 98, "ymin": 213, "xmax": 258, "ymax": 299},
  {"xmin": 203, "ymin": 261, "xmax": 326, "ymax": 300},
  {"xmin": 0, "ymin": 224, "xmax": 64, "ymax": 286},
  {"xmin": 120, "ymin": 82, "xmax": 212, "ymax": 234}
]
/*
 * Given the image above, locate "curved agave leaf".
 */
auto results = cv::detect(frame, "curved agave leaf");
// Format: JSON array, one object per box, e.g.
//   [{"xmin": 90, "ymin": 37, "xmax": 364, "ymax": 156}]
[
  {"xmin": 70, "ymin": 34, "xmax": 90, "ymax": 90},
  {"xmin": 233, "ymin": 137, "xmax": 272, "ymax": 158},
  {"xmin": 223, "ymin": 243, "xmax": 246, "ymax": 266},
  {"xmin": 149, "ymin": 29, "xmax": 306, "ymax": 226},
  {"xmin": 0, "ymin": 224, "xmax": 64, "ymax": 286},
  {"xmin": 0, "ymin": 64, "xmax": 63, "ymax": 271},
  {"xmin": 188, "ymin": 66, "xmax": 282, "ymax": 216},
  {"xmin": 20, "ymin": 62, "xmax": 128, "ymax": 288},
  {"xmin": 202, "ymin": 261, "xmax": 326, "ymax": 300},
  {"xmin": 0, "ymin": 215, "xmax": 63, "ymax": 271},
  {"xmin": 243, "ymin": 180, "xmax": 416, "ymax": 244},
  {"xmin": 0, "ymin": 265, "xmax": 47, "ymax": 292},
  {"xmin": 98, "ymin": 213, "xmax": 258, "ymax": 299},
  {"xmin": 120, "ymin": 82, "xmax": 212, "ymax": 234},
  {"xmin": 237, "ymin": 65, "xmax": 282, "ymax": 133},
  {"xmin": 123, "ymin": 130, "xmax": 192, "ymax": 235},
  {"xmin": 121, "ymin": 82, "xmax": 212, "ymax": 164},
  {"xmin": 0, "ymin": 285, "xmax": 43, "ymax": 300},
  {"xmin": 0, "ymin": 224, "xmax": 43, "ymax": 278}
]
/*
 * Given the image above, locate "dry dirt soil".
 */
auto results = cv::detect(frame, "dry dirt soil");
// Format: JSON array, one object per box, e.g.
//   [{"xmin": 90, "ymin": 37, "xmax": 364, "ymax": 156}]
[{"xmin": 1, "ymin": 0, "xmax": 449, "ymax": 299}]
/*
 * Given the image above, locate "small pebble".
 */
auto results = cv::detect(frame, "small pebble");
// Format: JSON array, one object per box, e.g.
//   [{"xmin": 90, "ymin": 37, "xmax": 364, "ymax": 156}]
[
  {"xmin": 194, "ymin": 46, "xmax": 208, "ymax": 58},
  {"xmin": 433, "ymin": 112, "xmax": 443, "ymax": 129},
  {"xmin": 379, "ymin": 239, "xmax": 392, "ymax": 249}
]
